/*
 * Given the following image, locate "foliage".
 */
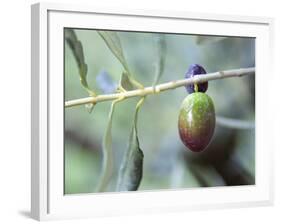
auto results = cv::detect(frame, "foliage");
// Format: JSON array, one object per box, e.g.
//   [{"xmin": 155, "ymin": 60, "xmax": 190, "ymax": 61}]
[
  {"xmin": 64, "ymin": 29, "xmax": 255, "ymax": 193},
  {"xmin": 116, "ymin": 98, "xmax": 145, "ymax": 191},
  {"xmin": 65, "ymin": 29, "xmax": 93, "ymax": 95}
]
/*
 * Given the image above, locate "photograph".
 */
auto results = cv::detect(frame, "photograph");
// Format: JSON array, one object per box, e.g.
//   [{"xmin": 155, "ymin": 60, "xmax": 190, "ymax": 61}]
[{"xmin": 64, "ymin": 28, "xmax": 255, "ymax": 194}]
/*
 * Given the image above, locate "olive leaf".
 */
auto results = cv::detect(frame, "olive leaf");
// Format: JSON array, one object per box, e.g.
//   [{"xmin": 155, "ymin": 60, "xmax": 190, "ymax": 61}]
[
  {"xmin": 65, "ymin": 29, "xmax": 94, "ymax": 95},
  {"xmin": 96, "ymin": 100, "xmax": 118, "ymax": 192},
  {"xmin": 65, "ymin": 29, "xmax": 96, "ymax": 113},
  {"xmin": 97, "ymin": 31, "xmax": 131, "ymax": 75},
  {"xmin": 97, "ymin": 31, "xmax": 143, "ymax": 89},
  {"xmin": 119, "ymin": 71, "xmax": 135, "ymax": 91},
  {"xmin": 153, "ymin": 34, "xmax": 167, "ymax": 87},
  {"xmin": 116, "ymin": 98, "xmax": 145, "ymax": 191}
]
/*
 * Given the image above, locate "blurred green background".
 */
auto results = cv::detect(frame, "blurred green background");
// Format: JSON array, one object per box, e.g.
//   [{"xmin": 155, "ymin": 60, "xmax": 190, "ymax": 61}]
[{"xmin": 64, "ymin": 29, "xmax": 255, "ymax": 194}]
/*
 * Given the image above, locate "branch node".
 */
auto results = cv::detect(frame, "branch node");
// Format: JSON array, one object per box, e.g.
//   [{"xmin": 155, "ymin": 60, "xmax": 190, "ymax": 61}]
[{"xmin": 219, "ymin": 71, "xmax": 225, "ymax": 77}]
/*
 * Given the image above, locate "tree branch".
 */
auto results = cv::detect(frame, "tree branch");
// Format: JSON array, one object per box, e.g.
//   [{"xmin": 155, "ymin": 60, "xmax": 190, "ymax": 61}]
[{"xmin": 65, "ymin": 67, "xmax": 255, "ymax": 108}]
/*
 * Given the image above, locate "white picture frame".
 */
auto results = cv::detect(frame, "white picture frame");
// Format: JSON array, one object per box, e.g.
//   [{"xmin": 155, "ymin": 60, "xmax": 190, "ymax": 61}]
[{"xmin": 31, "ymin": 2, "xmax": 274, "ymax": 221}]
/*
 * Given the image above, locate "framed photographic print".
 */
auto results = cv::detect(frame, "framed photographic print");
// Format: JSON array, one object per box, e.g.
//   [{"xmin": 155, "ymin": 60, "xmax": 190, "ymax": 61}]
[{"xmin": 31, "ymin": 2, "xmax": 274, "ymax": 221}]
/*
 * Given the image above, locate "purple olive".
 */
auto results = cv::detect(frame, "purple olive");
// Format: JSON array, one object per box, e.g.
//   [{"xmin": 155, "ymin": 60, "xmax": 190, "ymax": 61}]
[
  {"xmin": 185, "ymin": 64, "xmax": 208, "ymax": 93},
  {"xmin": 178, "ymin": 92, "xmax": 215, "ymax": 152}
]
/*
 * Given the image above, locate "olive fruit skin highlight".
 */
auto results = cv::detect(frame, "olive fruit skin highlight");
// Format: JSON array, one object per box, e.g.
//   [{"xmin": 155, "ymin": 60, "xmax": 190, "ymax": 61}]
[{"xmin": 178, "ymin": 92, "xmax": 215, "ymax": 152}]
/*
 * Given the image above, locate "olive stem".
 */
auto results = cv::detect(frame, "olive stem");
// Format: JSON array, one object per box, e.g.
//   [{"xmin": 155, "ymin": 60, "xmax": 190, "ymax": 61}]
[
  {"xmin": 194, "ymin": 83, "xmax": 199, "ymax": 92},
  {"xmin": 65, "ymin": 67, "xmax": 255, "ymax": 108}
]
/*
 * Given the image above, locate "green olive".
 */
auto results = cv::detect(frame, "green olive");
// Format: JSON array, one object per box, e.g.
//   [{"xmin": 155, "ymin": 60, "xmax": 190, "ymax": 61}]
[{"xmin": 178, "ymin": 92, "xmax": 215, "ymax": 152}]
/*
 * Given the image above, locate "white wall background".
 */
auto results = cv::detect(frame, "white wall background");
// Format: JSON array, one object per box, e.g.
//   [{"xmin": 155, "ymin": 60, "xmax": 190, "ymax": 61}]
[{"xmin": 0, "ymin": 0, "xmax": 280, "ymax": 223}]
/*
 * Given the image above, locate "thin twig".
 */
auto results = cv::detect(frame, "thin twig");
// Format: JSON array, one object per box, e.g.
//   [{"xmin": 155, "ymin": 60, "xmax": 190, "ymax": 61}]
[{"xmin": 65, "ymin": 67, "xmax": 255, "ymax": 108}]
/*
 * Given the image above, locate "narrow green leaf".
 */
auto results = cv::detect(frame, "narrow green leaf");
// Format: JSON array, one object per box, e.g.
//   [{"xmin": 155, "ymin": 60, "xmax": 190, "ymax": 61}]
[
  {"xmin": 97, "ymin": 31, "xmax": 143, "ymax": 89},
  {"xmin": 65, "ymin": 29, "xmax": 94, "ymax": 95},
  {"xmin": 79, "ymin": 63, "xmax": 88, "ymax": 87},
  {"xmin": 119, "ymin": 72, "xmax": 135, "ymax": 91},
  {"xmin": 153, "ymin": 35, "xmax": 167, "ymax": 87},
  {"xmin": 116, "ymin": 98, "xmax": 145, "ymax": 191},
  {"xmin": 96, "ymin": 101, "xmax": 118, "ymax": 192},
  {"xmin": 97, "ymin": 31, "xmax": 130, "ymax": 73}
]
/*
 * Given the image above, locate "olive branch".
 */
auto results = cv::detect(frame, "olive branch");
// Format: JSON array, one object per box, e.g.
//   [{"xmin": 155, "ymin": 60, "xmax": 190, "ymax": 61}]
[
  {"xmin": 65, "ymin": 29, "xmax": 255, "ymax": 192},
  {"xmin": 65, "ymin": 67, "xmax": 255, "ymax": 108}
]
